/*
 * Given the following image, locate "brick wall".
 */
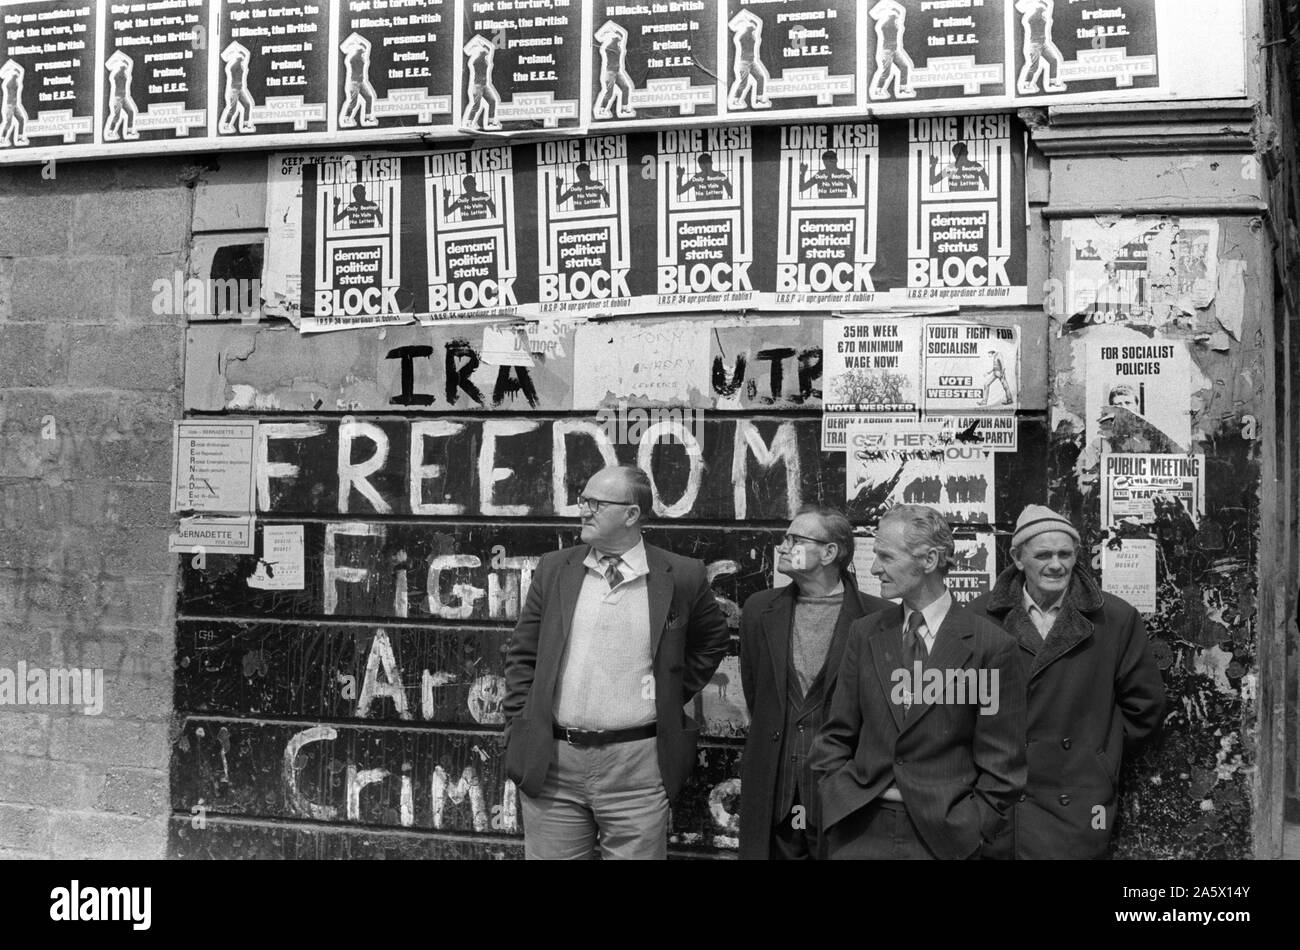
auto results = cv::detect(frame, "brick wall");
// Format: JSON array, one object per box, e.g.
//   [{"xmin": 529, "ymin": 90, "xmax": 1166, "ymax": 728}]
[{"xmin": 0, "ymin": 159, "xmax": 194, "ymax": 859}]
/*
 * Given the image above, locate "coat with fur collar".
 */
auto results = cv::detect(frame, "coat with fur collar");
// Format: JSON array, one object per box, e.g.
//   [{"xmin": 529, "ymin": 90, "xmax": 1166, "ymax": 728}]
[{"xmin": 965, "ymin": 565, "xmax": 1166, "ymax": 859}]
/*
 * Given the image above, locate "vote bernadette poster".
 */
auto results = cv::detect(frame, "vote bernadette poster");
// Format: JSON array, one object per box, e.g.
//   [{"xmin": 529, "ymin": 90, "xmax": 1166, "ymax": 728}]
[
  {"xmin": 0, "ymin": 1, "xmax": 98, "ymax": 150},
  {"xmin": 213, "ymin": 0, "xmax": 330, "ymax": 140},
  {"xmin": 101, "ymin": 0, "xmax": 210, "ymax": 144},
  {"xmin": 588, "ymin": 0, "xmax": 720, "ymax": 126},
  {"xmin": 270, "ymin": 116, "xmax": 1026, "ymax": 331},
  {"xmin": 455, "ymin": 0, "xmax": 584, "ymax": 133},
  {"xmin": 336, "ymin": 0, "xmax": 456, "ymax": 132}
]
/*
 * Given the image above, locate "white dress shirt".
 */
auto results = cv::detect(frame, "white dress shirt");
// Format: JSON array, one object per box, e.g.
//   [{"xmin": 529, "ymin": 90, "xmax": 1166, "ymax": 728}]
[
  {"xmin": 1022, "ymin": 584, "xmax": 1066, "ymax": 640},
  {"xmin": 901, "ymin": 590, "xmax": 955, "ymax": 655}
]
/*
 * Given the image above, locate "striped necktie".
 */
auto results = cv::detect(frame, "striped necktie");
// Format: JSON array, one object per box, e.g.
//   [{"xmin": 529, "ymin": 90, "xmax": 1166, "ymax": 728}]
[{"xmin": 599, "ymin": 555, "xmax": 624, "ymax": 589}]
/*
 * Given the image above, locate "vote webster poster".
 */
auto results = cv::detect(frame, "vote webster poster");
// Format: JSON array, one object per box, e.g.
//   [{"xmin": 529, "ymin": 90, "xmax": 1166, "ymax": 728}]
[
  {"xmin": 101, "ymin": 0, "xmax": 209, "ymax": 144},
  {"xmin": 588, "ymin": 0, "xmax": 719, "ymax": 125},
  {"xmin": 722, "ymin": 0, "xmax": 862, "ymax": 118},
  {"xmin": 271, "ymin": 117, "xmax": 1026, "ymax": 330},
  {"xmin": 0, "ymin": 1, "xmax": 98, "ymax": 150},
  {"xmin": 335, "ymin": 0, "xmax": 455, "ymax": 132},
  {"xmin": 456, "ymin": 0, "xmax": 584, "ymax": 133},
  {"xmin": 214, "ymin": 0, "xmax": 330, "ymax": 138}
]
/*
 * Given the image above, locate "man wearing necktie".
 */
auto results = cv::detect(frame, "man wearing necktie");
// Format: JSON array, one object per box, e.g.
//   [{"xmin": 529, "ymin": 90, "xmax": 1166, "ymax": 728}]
[
  {"xmin": 810, "ymin": 505, "xmax": 1025, "ymax": 859},
  {"xmin": 502, "ymin": 464, "xmax": 730, "ymax": 859},
  {"xmin": 967, "ymin": 505, "xmax": 1165, "ymax": 858}
]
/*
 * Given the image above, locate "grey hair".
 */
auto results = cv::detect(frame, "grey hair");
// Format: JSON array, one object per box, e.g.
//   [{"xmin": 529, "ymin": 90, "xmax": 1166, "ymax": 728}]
[
  {"xmin": 609, "ymin": 464, "xmax": 653, "ymax": 523},
  {"xmin": 879, "ymin": 505, "xmax": 956, "ymax": 575},
  {"xmin": 795, "ymin": 504, "xmax": 855, "ymax": 571}
]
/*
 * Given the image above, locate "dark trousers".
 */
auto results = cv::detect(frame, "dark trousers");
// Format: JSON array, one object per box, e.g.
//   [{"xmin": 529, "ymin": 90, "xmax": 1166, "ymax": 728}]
[
  {"xmin": 826, "ymin": 800, "xmax": 938, "ymax": 860},
  {"xmin": 770, "ymin": 791, "xmax": 822, "ymax": 860}
]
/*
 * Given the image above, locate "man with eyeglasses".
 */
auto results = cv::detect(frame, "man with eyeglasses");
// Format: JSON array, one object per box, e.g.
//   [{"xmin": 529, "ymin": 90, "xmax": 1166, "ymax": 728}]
[
  {"xmin": 502, "ymin": 464, "xmax": 730, "ymax": 859},
  {"xmin": 738, "ymin": 506, "xmax": 891, "ymax": 860}
]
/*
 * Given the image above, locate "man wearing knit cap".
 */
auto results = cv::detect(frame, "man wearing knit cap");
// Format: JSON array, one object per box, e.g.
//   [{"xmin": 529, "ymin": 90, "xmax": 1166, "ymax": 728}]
[{"xmin": 967, "ymin": 504, "xmax": 1166, "ymax": 859}]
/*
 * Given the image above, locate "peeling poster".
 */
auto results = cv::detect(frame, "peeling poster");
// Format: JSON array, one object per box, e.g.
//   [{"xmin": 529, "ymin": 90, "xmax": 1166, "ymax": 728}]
[
  {"xmin": 1102, "ymin": 453, "xmax": 1205, "ymax": 527},
  {"xmin": 1061, "ymin": 217, "xmax": 1219, "ymax": 332},
  {"xmin": 1086, "ymin": 338, "xmax": 1192, "ymax": 453},
  {"xmin": 571, "ymin": 321, "xmax": 712, "ymax": 409}
]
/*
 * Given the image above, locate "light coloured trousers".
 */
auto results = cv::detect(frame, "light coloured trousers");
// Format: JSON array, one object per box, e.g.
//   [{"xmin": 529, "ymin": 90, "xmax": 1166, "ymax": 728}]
[{"xmin": 519, "ymin": 736, "xmax": 670, "ymax": 860}]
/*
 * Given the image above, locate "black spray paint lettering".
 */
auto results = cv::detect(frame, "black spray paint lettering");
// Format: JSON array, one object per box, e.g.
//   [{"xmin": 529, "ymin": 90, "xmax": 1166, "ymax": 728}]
[
  {"xmin": 385, "ymin": 342, "xmax": 538, "ymax": 408},
  {"xmin": 712, "ymin": 348, "xmax": 822, "ymax": 403}
]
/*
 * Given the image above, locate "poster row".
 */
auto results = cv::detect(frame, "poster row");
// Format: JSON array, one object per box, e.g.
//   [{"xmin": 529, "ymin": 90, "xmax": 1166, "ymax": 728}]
[
  {"xmin": 263, "ymin": 116, "xmax": 1028, "ymax": 328},
  {"xmin": 0, "ymin": 0, "xmax": 1170, "ymax": 162}
]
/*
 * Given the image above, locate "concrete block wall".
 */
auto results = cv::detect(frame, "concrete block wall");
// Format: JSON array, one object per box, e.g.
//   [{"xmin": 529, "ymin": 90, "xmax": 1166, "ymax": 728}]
[{"xmin": 0, "ymin": 159, "xmax": 194, "ymax": 858}]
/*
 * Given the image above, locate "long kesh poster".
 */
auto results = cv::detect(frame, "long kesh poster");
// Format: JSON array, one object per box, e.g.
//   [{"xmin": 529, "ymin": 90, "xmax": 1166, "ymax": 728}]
[{"xmin": 272, "ymin": 117, "xmax": 1027, "ymax": 330}]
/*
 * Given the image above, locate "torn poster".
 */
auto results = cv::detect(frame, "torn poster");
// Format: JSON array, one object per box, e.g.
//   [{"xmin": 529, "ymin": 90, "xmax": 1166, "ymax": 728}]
[
  {"xmin": 1061, "ymin": 217, "xmax": 1219, "ymax": 332},
  {"xmin": 922, "ymin": 321, "xmax": 1019, "ymax": 412},
  {"xmin": 171, "ymin": 421, "xmax": 258, "ymax": 513},
  {"xmin": 1102, "ymin": 452, "xmax": 1204, "ymax": 527},
  {"xmin": 847, "ymin": 438, "xmax": 995, "ymax": 524},
  {"xmin": 1102, "ymin": 537, "xmax": 1158, "ymax": 614},
  {"xmin": 1086, "ymin": 338, "xmax": 1192, "ymax": 453},
  {"xmin": 571, "ymin": 321, "xmax": 712, "ymax": 409},
  {"xmin": 832, "ymin": 413, "xmax": 936, "ymax": 454},
  {"xmin": 1215, "ymin": 259, "xmax": 1247, "ymax": 341},
  {"xmin": 248, "ymin": 524, "xmax": 306, "ymax": 590},
  {"xmin": 829, "ymin": 411, "xmax": 1017, "ymax": 454},
  {"xmin": 481, "ymin": 325, "xmax": 535, "ymax": 367}
]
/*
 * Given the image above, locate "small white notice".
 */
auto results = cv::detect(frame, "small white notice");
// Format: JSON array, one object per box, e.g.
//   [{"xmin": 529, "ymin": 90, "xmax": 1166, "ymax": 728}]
[
  {"xmin": 168, "ymin": 515, "xmax": 256, "ymax": 555},
  {"xmin": 171, "ymin": 420, "xmax": 258, "ymax": 513},
  {"xmin": 248, "ymin": 525, "xmax": 306, "ymax": 590},
  {"xmin": 1102, "ymin": 538, "xmax": 1158, "ymax": 614}
]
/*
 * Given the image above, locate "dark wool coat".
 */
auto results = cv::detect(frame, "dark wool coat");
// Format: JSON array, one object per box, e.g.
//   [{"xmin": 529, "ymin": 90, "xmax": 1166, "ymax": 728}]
[
  {"xmin": 966, "ymin": 566, "xmax": 1166, "ymax": 859},
  {"xmin": 736, "ymin": 580, "xmax": 890, "ymax": 859}
]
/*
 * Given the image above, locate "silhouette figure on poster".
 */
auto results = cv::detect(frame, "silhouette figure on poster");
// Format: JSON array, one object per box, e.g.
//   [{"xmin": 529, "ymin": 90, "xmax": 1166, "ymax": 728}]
[
  {"xmin": 593, "ymin": 21, "xmax": 636, "ymax": 119},
  {"xmin": 339, "ymin": 33, "xmax": 380, "ymax": 129},
  {"xmin": 869, "ymin": 0, "xmax": 916, "ymax": 99}
]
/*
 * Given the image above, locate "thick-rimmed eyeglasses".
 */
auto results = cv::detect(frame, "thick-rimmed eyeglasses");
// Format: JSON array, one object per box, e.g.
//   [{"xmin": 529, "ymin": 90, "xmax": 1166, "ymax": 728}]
[
  {"xmin": 576, "ymin": 495, "xmax": 635, "ymax": 514},
  {"xmin": 778, "ymin": 533, "xmax": 832, "ymax": 549}
]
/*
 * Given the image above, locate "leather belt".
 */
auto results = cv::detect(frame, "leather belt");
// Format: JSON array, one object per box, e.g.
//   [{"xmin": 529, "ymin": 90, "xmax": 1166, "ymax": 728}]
[{"xmin": 553, "ymin": 723, "xmax": 657, "ymax": 747}]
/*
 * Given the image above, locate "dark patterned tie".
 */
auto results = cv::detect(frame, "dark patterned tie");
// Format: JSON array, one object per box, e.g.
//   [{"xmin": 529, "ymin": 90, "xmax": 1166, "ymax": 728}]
[
  {"xmin": 599, "ymin": 555, "xmax": 624, "ymax": 589},
  {"xmin": 902, "ymin": 611, "xmax": 927, "ymax": 715}
]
